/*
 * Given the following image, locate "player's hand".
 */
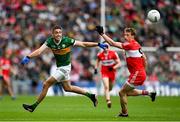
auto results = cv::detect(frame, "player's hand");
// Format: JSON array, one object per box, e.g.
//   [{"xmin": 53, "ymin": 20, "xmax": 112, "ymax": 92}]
[
  {"xmin": 96, "ymin": 26, "xmax": 104, "ymax": 35},
  {"xmin": 108, "ymin": 67, "xmax": 114, "ymax": 71},
  {"xmin": 21, "ymin": 56, "xmax": 30, "ymax": 65},
  {"xmin": 98, "ymin": 43, "xmax": 108, "ymax": 50},
  {"xmin": 94, "ymin": 68, "xmax": 98, "ymax": 75}
]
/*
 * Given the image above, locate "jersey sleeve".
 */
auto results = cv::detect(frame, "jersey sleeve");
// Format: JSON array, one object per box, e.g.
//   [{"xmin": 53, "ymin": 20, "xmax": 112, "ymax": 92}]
[
  {"xmin": 122, "ymin": 42, "xmax": 133, "ymax": 50},
  {"xmin": 66, "ymin": 37, "xmax": 75, "ymax": 46},
  {"xmin": 44, "ymin": 38, "xmax": 51, "ymax": 48}
]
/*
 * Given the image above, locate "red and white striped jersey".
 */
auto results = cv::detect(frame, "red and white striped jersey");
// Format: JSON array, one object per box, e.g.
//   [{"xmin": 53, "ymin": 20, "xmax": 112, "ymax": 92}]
[
  {"xmin": 0, "ymin": 57, "xmax": 11, "ymax": 75},
  {"xmin": 122, "ymin": 39, "xmax": 145, "ymax": 73},
  {"xmin": 97, "ymin": 50, "xmax": 119, "ymax": 72}
]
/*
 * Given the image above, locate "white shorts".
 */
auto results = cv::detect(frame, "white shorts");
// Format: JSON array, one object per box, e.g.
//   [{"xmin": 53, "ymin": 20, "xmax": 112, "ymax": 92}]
[{"xmin": 51, "ymin": 64, "xmax": 71, "ymax": 82}]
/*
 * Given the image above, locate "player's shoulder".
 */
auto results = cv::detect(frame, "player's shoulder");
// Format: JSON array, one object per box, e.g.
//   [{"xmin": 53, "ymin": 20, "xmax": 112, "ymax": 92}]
[
  {"xmin": 62, "ymin": 36, "xmax": 75, "ymax": 44},
  {"xmin": 62, "ymin": 36, "xmax": 72, "ymax": 41},
  {"xmin": 45, "ymin": 36, "xmax": 53, "ymax": 43},
  {"xmin": 62, "ymin": 36, "xmax": 69, "ymax": 40},
  {"xmin": 97, "ymin": 51, "xmax": 103, "ymax": 57},
  {"xmin": 132, "ymin": 40, "xmax": 141, "ymax": 48},
  {"xmin": 123, "ymin": 40, "xmax": 141, "ymax": 49}
]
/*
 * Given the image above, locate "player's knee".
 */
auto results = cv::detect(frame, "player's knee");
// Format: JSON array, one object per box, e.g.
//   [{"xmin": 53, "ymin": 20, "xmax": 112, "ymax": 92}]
[
  {"xmin": 104, "ymin": 86, "xmax": 109, "ymax": 91},
  {"xmin": 119, "ymin": 89, "xmax": 125, "ymax": 97}
]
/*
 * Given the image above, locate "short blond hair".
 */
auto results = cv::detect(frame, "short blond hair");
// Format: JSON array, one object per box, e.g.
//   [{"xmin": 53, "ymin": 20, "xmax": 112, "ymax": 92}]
[{"xmin": 124, "ymin": 27, "xmax": 136, "ymax": 36}]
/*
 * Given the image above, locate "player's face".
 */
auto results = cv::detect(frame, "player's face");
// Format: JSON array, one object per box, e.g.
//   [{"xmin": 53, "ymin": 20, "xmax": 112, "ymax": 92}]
[
  {"xmin": 124, "ymin": 32, "xmax": 134, "ymax": 41},
  {"xmin": 52, "ymin": 29, "xmax": 62, "ymax": 41}
]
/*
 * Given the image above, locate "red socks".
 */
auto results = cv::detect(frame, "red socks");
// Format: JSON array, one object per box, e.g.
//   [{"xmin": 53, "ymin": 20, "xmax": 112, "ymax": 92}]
[{"xmin": 142, "ymin": 90, "xmax": 149, "ymax": 95}]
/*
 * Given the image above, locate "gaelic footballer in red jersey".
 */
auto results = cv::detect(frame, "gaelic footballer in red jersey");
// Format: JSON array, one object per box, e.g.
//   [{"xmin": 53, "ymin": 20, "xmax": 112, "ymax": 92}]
[
  {"xmin": 96, "ymin": 26, "xmax": 156, "ymax": 117},
  {"xmin": 122, "ymin": 39, "xmax": 146, "ymax": 86},
  {"xmin": 95, "ymin": 44, "xmax": 121, "ymax": 108},
  {"xmin": 0, "ymin": 57, "xmax": 11, "ymax": 81},
  {"xmin": 0, "ymin": 49, "xmax": 15, "ymax": 100}
]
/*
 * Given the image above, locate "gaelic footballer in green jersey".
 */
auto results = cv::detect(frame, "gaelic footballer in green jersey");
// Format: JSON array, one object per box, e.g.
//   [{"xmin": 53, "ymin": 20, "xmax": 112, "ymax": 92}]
[{"xmin": 21, "ymin": 25, "xmax": 108, "ymax": 112}]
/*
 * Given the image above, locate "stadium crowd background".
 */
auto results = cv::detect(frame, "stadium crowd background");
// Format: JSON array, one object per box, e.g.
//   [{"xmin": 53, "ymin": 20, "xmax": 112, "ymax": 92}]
[{"xmin": 0, "ymin": 0, "xmax": 180, "ymax": 95}]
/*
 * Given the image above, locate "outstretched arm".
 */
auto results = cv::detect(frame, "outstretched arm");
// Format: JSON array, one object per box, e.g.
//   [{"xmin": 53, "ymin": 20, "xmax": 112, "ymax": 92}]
[
  {"xmin": 21, "ymin": 44, "xmax": 49, "ymax": 65},
  {"xmin": 74, "ymin": 41, "xmax": 98, "ymax": 47},
  {"xmin": 28, "ymin": 44, "xmax": 49, "ymax": 58},
  {"xmin": 96, "ymin": 26, "xmax": 123, "ymax": 49},
  {"xmin": 74, "ymin": 40, "xmax": 108, "ymax": 50},
  {"xmin": 101, "ymin": 34, "xmax": 123, "ymax": 49}
]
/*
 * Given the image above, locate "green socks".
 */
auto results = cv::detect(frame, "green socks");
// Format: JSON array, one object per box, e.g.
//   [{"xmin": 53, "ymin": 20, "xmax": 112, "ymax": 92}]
[
  {"xmin": 85, "ymin": 92, "xmax": 93, "ymax": 99},
  {"xmin": 32, "ymin": 101, "xmax": 39, "ymax": 109}
]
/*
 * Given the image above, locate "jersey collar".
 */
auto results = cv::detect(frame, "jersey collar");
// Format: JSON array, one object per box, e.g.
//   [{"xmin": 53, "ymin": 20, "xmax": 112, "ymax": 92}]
[{"xmin": 53, "ymin": 37, "xmax": 62, "ymax": 45}]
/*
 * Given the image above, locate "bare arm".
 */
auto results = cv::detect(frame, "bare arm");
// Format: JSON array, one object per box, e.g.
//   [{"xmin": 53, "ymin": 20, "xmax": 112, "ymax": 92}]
[
  {"xmin": 95, "ymin": 58, "xmax": 100, "ymax": 69},
  {"xmin": 101, "ymin": 34, "xmax": 123, "ymax": 49},
  {"xmin": 28, "ymin": 44, "xmax": 49, "ymax": 58},
  {"xmin": 142, "ymin": 53, "xmax": 148, "ymax": 69},
  {"xmin": 113, "ymin": 57, "xmax": 121, "ymax": 70},
  {"xmin": 74, "ymin": 40, "xmax": 98, "ymax": 47}
]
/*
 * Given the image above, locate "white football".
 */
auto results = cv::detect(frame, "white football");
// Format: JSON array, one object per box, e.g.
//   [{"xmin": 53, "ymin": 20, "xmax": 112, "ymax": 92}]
[{"xmin": 147, "ymin": 10, "xmax": 160, "ymax": 23}]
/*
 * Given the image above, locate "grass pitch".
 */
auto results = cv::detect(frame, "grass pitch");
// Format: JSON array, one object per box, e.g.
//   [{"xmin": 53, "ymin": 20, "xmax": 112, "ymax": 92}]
[{"xmin": 0, "ymin": 96, "xmax": 180, "ymax": 121}]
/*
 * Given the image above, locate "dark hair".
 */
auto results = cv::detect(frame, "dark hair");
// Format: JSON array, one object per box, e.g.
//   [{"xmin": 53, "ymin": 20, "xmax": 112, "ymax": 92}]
[
  {"xmin": 52, "ymin": 25, "xmax": 62, "ymax": 32},
  {"xmin": 124, "ymin": 27, "xmax": 136, "ymax": 36}
]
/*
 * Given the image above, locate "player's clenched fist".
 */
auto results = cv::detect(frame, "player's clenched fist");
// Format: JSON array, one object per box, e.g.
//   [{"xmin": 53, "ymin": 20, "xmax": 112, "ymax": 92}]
[
  {"xmin": 98, "ymin": 43, "xmax": 108, "ymax": 50},
  {"xmin": 21, "ymin": 56, "xmax": 30, "ymax": 65},
  {"xmin": 96, "ymin": 26, "xmax": 104, "ymax": 35}
]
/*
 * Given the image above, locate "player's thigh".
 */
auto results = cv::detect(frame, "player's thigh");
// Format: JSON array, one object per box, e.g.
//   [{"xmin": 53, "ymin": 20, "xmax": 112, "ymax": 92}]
[
  {"xmin": 2, "ymin": 77, "xmax": 11, "ymax": 86},
  {"xmin": 2, "ymin": 74, "xmax": 10, "ymax": 83},
  {"xmin": 52, "ymin": 65, "xmax": 71, "ymax": 82}
]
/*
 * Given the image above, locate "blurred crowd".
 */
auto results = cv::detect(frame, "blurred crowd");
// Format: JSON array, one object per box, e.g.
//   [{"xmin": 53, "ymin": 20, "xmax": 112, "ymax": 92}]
[{"xmin": 0, "ymin": 0, "xmax": 180, "ymax": 94}]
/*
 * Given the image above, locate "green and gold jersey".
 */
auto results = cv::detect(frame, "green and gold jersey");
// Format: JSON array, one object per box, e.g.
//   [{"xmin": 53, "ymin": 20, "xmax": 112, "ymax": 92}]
[{"xmin": 45, "ymin": 36, "xmax": 75, "ymax": 67}]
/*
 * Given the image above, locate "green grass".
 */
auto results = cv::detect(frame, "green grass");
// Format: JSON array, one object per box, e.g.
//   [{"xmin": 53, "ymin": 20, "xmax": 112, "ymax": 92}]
[{"xmin": 0, "ymin": 96, "xmax": 180, "ymax": 121}]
